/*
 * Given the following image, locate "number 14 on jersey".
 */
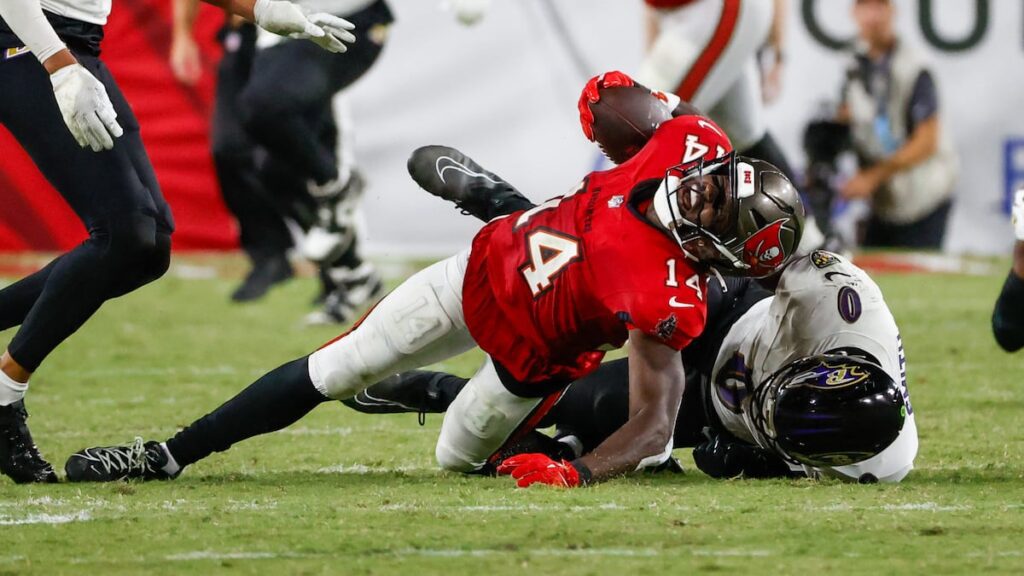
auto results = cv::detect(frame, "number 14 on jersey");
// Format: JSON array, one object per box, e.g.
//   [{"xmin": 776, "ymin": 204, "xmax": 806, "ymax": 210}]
[{"xmin": 521, "ymin": 229, "xmax": 582, "ymax": 296}]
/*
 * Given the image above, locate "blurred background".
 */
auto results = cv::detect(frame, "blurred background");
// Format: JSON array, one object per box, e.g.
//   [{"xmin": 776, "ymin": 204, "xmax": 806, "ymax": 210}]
[{"xmin": 0, "ymin": 0, "xmax": 1020, "ymax": 258}]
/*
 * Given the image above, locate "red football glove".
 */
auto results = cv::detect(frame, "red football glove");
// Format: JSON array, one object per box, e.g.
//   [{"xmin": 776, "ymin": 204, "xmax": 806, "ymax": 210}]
[
  {"xmin": 578, "ymin": 70, "xmax": 636, "ymax": 141},
  {"xmin": 497, "ymin": 453, "xmax": 581, "ymax": 488}
]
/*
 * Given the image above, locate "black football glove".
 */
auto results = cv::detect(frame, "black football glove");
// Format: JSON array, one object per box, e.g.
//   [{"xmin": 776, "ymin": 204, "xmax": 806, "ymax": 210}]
[{"xmin": 692, "ymin": 427, "xmax": 801, "ymax": 479}]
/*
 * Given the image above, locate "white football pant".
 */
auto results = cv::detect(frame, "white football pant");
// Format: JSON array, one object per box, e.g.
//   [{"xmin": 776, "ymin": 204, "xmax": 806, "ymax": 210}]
[
  {"xmin": 307, "ymin": 250, "xmax": 549, "ymax": 472},
  {"xmin": 638, "ymin": 0, "xmax": 773, "ymax": 151}
]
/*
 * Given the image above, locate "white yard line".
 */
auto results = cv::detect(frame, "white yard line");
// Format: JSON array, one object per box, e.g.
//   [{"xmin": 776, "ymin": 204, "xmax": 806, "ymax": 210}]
[
  {"xmin": 396, "ymin": 547, "xmax": 663, "ymax": 558},
  {"xmin": 165, "ymin": 551, "xmax": 306, "ymax": 561},
  {"xmin": 316, "ymin": 464, "xmax": 424, "ymax": 474},
  {"xmin": 0, "ymin": 511, "xmax": 91, "ymax": 526}
]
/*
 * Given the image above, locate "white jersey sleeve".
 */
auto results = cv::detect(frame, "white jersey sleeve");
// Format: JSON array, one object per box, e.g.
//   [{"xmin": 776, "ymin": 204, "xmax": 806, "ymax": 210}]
[
  {"xmin": 39, "ymin": 0, "xmax": 111, "ymax": 26},
  {"xmin": 0, "ymin": 0, "xmax": 67, "ymax": 61}
]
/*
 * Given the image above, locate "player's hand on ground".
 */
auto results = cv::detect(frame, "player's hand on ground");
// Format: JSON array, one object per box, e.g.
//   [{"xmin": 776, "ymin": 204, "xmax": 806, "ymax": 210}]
[
  {"xmin": 49, "ymin": 63, "xmax": 123, "ymax": 152},
  {"xmin": 253, "ymin": 0, "xmax": 356, "ymax": 53},
  {"xmin": 444, "ymin": 0, "xmax": 490, "ymax": 26},
  {"xmin": 170, "ymin": 33, "xmax": 202, "ymax": 85},
  {"xmin": 1012, "ymin": 187, "xmax": 1024, "ymax": 241},
  {"xmin": 497, "ymin": 453, "xmax": 581, "ymax": 488}
]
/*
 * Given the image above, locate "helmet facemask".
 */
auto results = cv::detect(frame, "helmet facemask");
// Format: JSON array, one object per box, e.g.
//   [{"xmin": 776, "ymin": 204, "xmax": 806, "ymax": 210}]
[{"xmin": 652, "ymin": 153, "xmax": 748, "ymax": 272}]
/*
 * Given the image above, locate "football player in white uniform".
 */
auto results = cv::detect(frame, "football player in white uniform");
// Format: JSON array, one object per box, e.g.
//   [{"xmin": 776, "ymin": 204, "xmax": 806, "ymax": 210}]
[
  {"xmin": 0, "ymin": 0, "xmax": 355, "ymax": 483},
  {"xmin": 699, "ymin": 250, "xmax": 915, "ymax": 482}
]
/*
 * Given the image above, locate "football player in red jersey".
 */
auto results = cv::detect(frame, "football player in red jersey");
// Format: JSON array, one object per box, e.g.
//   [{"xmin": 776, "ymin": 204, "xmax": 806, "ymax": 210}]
[{"xmin": 65, "ymin": 98, "xmax": 801, "ymax": 488}]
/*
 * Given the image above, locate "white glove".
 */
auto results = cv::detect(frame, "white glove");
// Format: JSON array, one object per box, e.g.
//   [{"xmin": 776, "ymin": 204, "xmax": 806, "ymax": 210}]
[
  {"xmin": 49, "ymin": 63, "xmax": 123, "ymax": 152},
  {"xmin": 253, "ymin": 0, "xmax": 356, "ymax": 53},
  {"xmin": 445, "ymin": 0, "xmax": 491, "ymax": 26},
  {"xmin": 1013, "ymin": 187, "xmax": 1024, "ymax": 241}
]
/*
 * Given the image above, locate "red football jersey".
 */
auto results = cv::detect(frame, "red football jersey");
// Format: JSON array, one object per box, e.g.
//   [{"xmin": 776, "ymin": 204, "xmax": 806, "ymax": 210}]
[{"xmin": 462, "ymin": 115, "xmax": 733, "ymax": 384}]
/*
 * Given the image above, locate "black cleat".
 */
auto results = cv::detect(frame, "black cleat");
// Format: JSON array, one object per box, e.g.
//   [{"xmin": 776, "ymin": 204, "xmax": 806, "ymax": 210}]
[
  {"xmin": 341, "ymin": 370, "xmax": 464, "ymax": 418},
  {"xmin": 0, "ymin": 400, "xmax": 58, "ymax": 484},
  {"xmin": 407, "ymin": 145, "xmax": 534, "ymax": 223},
  {"xmin": 65, "ymin": 438, "xmax": 177, "ymax": 482},
  {"xmin": 231, "ymin": 253, "xmax": 294, "ymax": 302}
]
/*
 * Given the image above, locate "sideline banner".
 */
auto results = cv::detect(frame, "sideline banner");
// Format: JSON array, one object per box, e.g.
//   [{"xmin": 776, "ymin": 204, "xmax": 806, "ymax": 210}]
[{"xmin": 1, "ymin": 0, "xmax": 1020, "ymax": 255}]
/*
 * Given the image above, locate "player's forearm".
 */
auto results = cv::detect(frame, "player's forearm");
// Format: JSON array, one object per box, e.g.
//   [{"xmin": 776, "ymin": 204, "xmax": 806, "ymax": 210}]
[
  {"xmin": 576, "ymin": 332, "xmax": 685, "ymax": 482},
  {"xmin": 0, "ymin": 0, "xmax": 70, "ymax": 66},
  {"xmin": 875, "ymin": 117, "xmax": 939, "ymax": 180},
  {"xmin": 199, "ymin": 0, "xmax": 256, "ymax": 21},
  {"xmin": 575, "ymin": 408, "xmax": 675, "ymax": 481},
  {"xmin": 173, "ymin": 0, "xmax": 202, "ymax": 40}
]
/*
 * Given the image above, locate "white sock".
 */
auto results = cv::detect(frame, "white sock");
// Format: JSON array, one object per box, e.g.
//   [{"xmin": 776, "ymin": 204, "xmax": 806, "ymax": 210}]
[
  {"xmin": 0, "ymin": 370, "xmax": 28, "ymax": 406},
  {"xmin": 159, "ymin": 442, "xmax": 182, "ymax": 476}
]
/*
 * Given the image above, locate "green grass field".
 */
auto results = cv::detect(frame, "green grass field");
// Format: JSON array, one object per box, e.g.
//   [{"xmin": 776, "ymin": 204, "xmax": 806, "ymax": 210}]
[{"xmin": 1, "ymin": 254, "xmax": 1023, "ymax": 575}]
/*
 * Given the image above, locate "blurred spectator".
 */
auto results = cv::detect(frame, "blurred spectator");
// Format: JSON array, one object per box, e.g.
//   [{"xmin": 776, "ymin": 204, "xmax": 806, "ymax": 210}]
[{"xmin": 838, "ymin": 0, "xmax": 957, "ymax": 250}]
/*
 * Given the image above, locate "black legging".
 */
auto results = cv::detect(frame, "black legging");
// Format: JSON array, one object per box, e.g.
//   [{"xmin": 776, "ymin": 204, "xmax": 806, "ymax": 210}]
[
  {"xmin": 993, "ymin": 271, "xmax": 1024, "ymax": 352},
  {"xmin": 0, "ymin": 51, "xmax": 173, "ymax": 371}
]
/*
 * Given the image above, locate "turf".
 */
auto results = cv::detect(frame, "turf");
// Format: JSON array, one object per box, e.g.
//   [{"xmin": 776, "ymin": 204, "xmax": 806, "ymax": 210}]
[{"xmin": 1, "ymin": 254, "xmax": 1022, "ymax": 575}]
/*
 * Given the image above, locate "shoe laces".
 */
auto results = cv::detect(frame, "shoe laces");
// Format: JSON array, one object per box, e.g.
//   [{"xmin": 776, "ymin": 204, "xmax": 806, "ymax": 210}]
[{"xmin": 92, "ymin": 437, "xmax": 151, "ymax": 477}]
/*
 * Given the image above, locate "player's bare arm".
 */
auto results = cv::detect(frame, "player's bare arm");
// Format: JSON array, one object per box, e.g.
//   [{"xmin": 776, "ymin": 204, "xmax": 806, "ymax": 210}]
[
  {"xmin": 170, "ymin": 0, "xmax": 202, "ymax": 85},
  {"xmin": 574, "ymin": 330, "xmax": 686, "ymax": 481}
]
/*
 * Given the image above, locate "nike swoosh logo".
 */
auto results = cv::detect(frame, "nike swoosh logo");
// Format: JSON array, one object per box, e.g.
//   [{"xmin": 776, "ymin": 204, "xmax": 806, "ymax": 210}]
[
  {"xmin": 825, "ymin": 272, "xmax": 852, "ymax": 281},
  {"xmin": 668, "ymin": 297, "xmax": 695, "ymax": 309},
  {"xmin": 435, "ymin": 156, "xmax": 501, "ymax": 185}
]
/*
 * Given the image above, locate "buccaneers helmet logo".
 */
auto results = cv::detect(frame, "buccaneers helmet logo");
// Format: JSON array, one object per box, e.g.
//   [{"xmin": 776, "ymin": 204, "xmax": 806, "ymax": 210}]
[{"xmin": 742, "ymin": 219, "xmax": 789, "ymax": 277}]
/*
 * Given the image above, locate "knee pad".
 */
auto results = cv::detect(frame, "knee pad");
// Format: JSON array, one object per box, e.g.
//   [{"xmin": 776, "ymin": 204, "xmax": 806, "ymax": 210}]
[
  {"xmin": 96, "ymin": 214, "xmax": 170, "ymax": 297},
  {"xmin": 141, "ymin": 232, "xmax": 172, "ymax": 283},
  {"xmin": 307, "ymin": 277, "xmax": 461, "ymax": 399},
  {"xmin": 97, "ymin": 213, "xmax": 158, "ymax": 265}
]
